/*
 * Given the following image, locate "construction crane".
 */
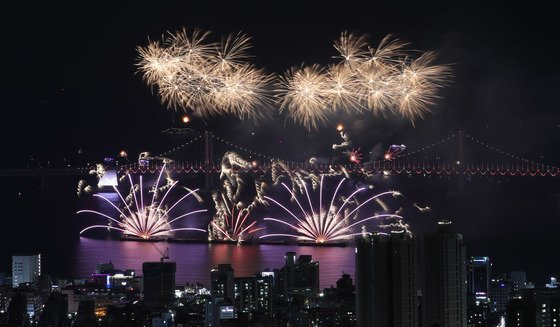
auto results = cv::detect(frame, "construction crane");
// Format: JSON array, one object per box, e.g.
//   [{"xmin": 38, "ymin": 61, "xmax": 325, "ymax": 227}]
[{"xmin": 150, "ymin": 243, "xmax": 169, "ymax": 262}]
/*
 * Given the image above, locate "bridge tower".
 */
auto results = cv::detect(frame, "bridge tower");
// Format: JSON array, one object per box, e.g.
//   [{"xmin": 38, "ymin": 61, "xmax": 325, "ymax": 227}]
[
  {"xmin": 458, "ymin": 130, "xmax": 465, "ymax": 191},
  {"xmin": 204, "ymin": 130, "xmax": 214, "ymax": 190}
]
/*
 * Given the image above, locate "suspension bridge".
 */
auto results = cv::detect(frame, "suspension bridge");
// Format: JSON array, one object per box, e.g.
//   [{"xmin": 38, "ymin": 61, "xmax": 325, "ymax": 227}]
[
  {"xmin": 121, "ymin": 130, "xmax": 559, "ymax": 176},
  {"xmin": 0, "ymin": 130, "xmax": 558, "ymax": 190}
]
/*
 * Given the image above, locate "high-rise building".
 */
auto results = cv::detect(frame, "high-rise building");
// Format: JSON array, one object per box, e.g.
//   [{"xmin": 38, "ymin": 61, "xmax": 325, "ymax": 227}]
[
  {"xmin": 424, "ymin": 220, "xmax": 467, "ymax": 327},
  {"xmin": 510, "ymin": 271, "xmax": 528, "ymax": 292},
  {"xmin": 233, "ymin": 271, "xmax": 275, "ymax": 317},
  {"xmin": 489, "ymin": 277, "xmax": 512, "ymax": 314},
  {"xmin": 468, "ymin": 256, "xmax": 491, "ymax": 303},
  {"xmin": 466, "ymin": 257, "xmax": 492, "ymax": 326},
  {"xmin": 12, "ymin": 254, "xmax": 41, "ymax": 287},
  {"xmin": 276, "ymin": 252, "xmax": 319, "ymax": 297},
  {"xmin": 210, "ymin": 264, "xmax": 235, "ymax": 302},
  {"xmin": 355, "ymin": 230, "xmax": 416, "ymax": 327},
  {"xmin": 235, "ymin": 277, "xmax": 257, "ymax": 315},
  {"xmin": 142, "ymin": 261, "xmax": 176, "ymax": 307},
  {"xmin": 506, "ymin": 288, "xmax": 560, "ymax": 327},
  {"xmin": 256, "ymin": 271, "xmax": 274, "ymax": 314}
]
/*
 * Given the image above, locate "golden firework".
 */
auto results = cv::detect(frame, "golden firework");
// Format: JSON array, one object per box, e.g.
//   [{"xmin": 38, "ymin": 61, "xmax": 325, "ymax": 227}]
[{"xmin": 137, "ymin": 28, "xmax": 451, "ymax": 128}]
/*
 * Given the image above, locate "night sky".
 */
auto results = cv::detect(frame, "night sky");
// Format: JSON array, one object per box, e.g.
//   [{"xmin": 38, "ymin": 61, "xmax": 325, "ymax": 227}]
[{"xmin": 0, "ymin": 2, "xmax": 558, "ymax": 282}]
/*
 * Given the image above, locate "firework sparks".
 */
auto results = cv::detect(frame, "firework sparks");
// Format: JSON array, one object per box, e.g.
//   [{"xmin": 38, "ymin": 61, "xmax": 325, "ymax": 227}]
[
  {"xmin": 277, "ymin": 64, "xmax": 330, "ymax": 130},
  {"xmin": 414, "ymin": 203, "xmax": 431, "ymax": 212},
  {"xmin": 347, "ymin": 148, "xmax": 363, "ymax": 164},
  {"xmin": 384, "ymin": 144, "xmax": 406, "ymax": 161},
  {"xmin": 137, "ymin": 29, "xmax": 274, "ymax": 121},
  {"xmin": 138, "ymin": 28, "xmax": 449, "ymax": 128},
  {"xmin": 279, "ymin": 32, "xmax": 450, "ymax": 129},
  {"xmin": 78, "ymin": 165, "xmax": 207, "ymax": 239},
  {"xmin": 260, "ymin": 176, "xmax": 403, "ymax": 243},
  {"xmin": 210, "ymin": 197, "xmax": 264, "ymax": 242}
]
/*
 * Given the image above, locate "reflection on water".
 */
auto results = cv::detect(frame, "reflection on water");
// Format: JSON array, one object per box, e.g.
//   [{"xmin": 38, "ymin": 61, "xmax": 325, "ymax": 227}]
[{"xmin": 75, "ymin": 238, "xmax": 355, "ymax": 288}]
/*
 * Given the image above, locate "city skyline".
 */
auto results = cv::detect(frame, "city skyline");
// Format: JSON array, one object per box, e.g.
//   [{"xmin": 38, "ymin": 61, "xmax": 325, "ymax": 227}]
[{"xmin": 2, "ymin": 230, "xmax": 558, "ymax": 325}]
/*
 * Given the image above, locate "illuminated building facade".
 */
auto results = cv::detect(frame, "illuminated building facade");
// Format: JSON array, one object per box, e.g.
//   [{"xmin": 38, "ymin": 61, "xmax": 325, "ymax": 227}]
[
  {"xmin": 468, "ymin": 256, "xmax": 491, "ymax": 303},
  {"xmin": 210, "ymin": 264, "xmax": 235, "ymax": 302},
  {"xmin": 233, "ymin": 271, "xmax": 274, "ymax": 317},
  {"xmin": 12, "ymin": 255, "xmax": 41, "ymax": 288},
  {"xmin": 507, "ymin": 288, "xmax": 560, "ymax": 327},
  {"xmin": 490, "ymin": 277, "xmax": 512, "ymax": 313}
]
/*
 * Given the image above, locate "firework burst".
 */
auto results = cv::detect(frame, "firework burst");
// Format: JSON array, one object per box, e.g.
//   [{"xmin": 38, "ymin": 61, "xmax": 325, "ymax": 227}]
[
  {"xmin": 278, "ymin": 32, "xmax": 451, "ymax": 129},
  {"xmin": 137, "ymin": 28, "xmax": 274, "ymax": 121},
  {"xmin": 277, "ymin": 64, "xmax": 330, "ymax": 130},
  {"xmin": 78, "ymin": 165, "xmax": 207, "ymax": 240},
  {"xmin": 260, "ymin": 176, "xmax": 403, "ymax": 243},
  {"xmin": 138, "ymin": 28, "xmax": 450, "ymax": 128},
  {"xmin": 347, "ymin": 147, "xmax": 363, "ymax": 164}
]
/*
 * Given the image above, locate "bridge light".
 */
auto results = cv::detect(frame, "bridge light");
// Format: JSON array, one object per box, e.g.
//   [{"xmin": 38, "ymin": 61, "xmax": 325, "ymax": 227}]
[
  {"xmin": 119, "ymin": 150, "xmax": 127, "ymax": 157},
  {"xmin": 251, "ymin": 161, "xmax": 258, "ymax": 167},
  {"xmin": 182, "ymin": 115, "xmax": 190, "ymax": 124},
  {"xmin": 336, "ymin": 124, "xmax": 344, "ymax": 131}
]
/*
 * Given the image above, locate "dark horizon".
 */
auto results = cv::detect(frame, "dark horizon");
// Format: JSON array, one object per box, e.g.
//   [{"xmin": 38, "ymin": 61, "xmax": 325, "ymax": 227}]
[{"xmin": 1, "ymin": 2, "xmax": 559, "ymax": 164}]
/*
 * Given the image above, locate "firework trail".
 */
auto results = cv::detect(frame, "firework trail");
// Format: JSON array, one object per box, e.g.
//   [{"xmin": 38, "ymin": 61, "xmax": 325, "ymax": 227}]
[
  {"xmin": 413, "ymin": 203, "xmax": 431, "ymax": 212},
  {"xmin": 210, "ymin": 194, "xmax": 264, "ymax": 242},
  {"xmin": 78, "ymin": 165, "xmax": 207, "ymax": 239},
  {"xmin": 384, "ymin": 144, "xmax": 406, "ymax": 161},
  {"xmin": 260, "ymin": 176, "xmax": 404, "ymax": 243},
  {"xmin": 77, "ymin": 180, "xmax": 93, "ymax": 196},
  {"xmin": 137, "ymin": 29, "xmax": 274, "ymax": 121},
  {"xmin": 209, "ymin": 152, "xmax": 268, "ymax": 241},
  {"xmin": 76, "ymin": 163, "xmax": 107, "ymax": 197},
  {"xmin": 332, "ymin": 130, "xmax": 353, "ymax": 151}
]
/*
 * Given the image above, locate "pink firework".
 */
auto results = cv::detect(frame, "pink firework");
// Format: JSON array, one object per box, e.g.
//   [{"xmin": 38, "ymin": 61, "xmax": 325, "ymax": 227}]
[
  {"xmin": 77, "ymin": 165, "xmax": 207, "ymax": 240},
  {"xmin": 211, "ymin": 206, "xmax": 265, "ymax": 241},
  {"xmin": 348, "ymin": 147, "xmax": 363, "ymax": 164},
  {"xmin": 260, "ymin": 176, "xmax": 403, "ymax": 243}
]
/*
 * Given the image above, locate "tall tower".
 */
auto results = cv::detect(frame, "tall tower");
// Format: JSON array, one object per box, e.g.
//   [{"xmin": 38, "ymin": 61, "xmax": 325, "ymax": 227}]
[
  {"xmin": 142, "ymin": 261, "xmax": 176, "ymax": 308},
  {"xmin": 355, "ymin": 231, "xmax": 416, "ymax": 327},
  {"xmin": 424, "ymin": 221, "xmax": 467, "ymax": 327},
  {"xmin": 204, "ymin": 130, "xmax": 214, "ymax": 190},
  {"xmin": 458, "ymin": 131, "xmax": 466, "ymax": 191},
  {"xmin": 211, "ymin": 264, "xmax": 235, "ymax": 302},
  {"xmin": 467, "ymin": 256, "xmax": 491, "ymax": 303}
]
